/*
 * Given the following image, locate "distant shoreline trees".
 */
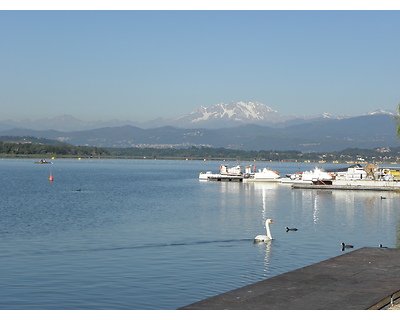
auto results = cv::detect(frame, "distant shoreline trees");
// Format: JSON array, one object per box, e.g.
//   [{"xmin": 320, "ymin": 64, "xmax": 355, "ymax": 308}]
[
  {"xmin": 0, "ymin": 139, "xmax": 110, "ymax": 158},
  {"xmin": 1, "ymin": 136, "xmax": 399, "ymax": 163}
]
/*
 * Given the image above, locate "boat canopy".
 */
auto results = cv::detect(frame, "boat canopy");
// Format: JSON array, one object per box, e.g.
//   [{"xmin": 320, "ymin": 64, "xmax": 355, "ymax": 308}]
[{"xmin": 325, "ymin": 164, "xmax": 363, "ymax": 173}]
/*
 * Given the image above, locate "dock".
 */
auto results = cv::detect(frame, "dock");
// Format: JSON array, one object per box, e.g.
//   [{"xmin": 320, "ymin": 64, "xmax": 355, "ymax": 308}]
[
  {"xmin": 207, "ymin": 175, "xmax": 243, "ymax": 182},
  {"xmin": 179, "ymin": 247, "xmax": 400, "ymax": 310},
  {"xmin": 292, "ymin": 184, "xmax": 400, "ymax": 192}
]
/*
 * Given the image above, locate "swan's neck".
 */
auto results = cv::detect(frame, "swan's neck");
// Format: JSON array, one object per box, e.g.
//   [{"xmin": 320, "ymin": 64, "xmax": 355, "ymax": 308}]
[{"xmin": 266, "ymin": 222, "xmax": 272, "ymax": 239}]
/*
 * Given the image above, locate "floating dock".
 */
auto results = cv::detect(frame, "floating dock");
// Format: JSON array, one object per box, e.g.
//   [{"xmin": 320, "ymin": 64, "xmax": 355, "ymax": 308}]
[
  {"xmin": 292, "ymin": 184, "xmax": 400, "ymax": 192},
  {"xmin": 179, "ymin": 247, "xmax": 400, "ymax": 310},
  {"xmin": 207, "ymin": 175, "xmax": 243, "ymax": 182},
  {"xmin": 243, "ymin": 178, "xmax": 281, "ymax": 183}
]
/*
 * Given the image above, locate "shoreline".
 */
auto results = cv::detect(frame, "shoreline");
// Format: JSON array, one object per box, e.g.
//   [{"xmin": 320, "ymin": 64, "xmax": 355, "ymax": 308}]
[{"xmin": 1, "ymin": 154, "xmax": 400, "ymax": 164}]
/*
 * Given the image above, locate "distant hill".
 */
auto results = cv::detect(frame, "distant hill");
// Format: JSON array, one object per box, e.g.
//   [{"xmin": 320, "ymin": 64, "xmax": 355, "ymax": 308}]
[
  {"xmin": 0, "ymin": 115, "xmax": 144, "ymax": 132},
  {"xmin": 1, "ymin": 113, "xmax": 398, "ymax": 152}
]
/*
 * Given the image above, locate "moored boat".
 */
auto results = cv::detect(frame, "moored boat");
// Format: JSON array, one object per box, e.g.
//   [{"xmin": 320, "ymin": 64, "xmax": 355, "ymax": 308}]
[
  {"xmin": 35, "ymin": 159, "xmax": 53, "ymax": 164},
  {"xmin": 283, "ymin": 167, "xmax": 333, "ymax": 185},
  {"xmin": 199, "ymin": 165, "xmax": 246, "ymax": 181},
  {"xmin": 327, "ymin": 164, "xmax": 367, "ymax": 180},
  {"xmin": 301, "ymin": 167, "xmax": 333, "ymax": 182},
  {"xmin": 219, "ymin": 165, "xmax": 243, "ymax": 176},
  {"xmin": 243, "ymin": 167, "xmax": 281, "ymax": 182},
  {"xmin": 200, "ymin": 162, "xmax": 400, "ymax": 189},
  {"xmin": 199, "ymin": 171, "xmax": 214, "ymax": 180},
  {"xmin": 290, "ymin": 163, "xmax": 400, "ymax": 190}
]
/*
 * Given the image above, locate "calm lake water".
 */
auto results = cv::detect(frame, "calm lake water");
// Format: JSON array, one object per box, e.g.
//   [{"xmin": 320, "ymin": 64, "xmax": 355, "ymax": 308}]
[{"xmin": 0, "ymin": 158, "xmax": 399, "ymax": 310}]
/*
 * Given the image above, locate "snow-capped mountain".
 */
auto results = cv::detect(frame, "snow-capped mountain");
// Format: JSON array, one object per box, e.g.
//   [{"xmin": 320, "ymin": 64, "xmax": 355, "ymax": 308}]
[
  {"xmin": 187, "ymin": 101, "xmax": 279, "ymax": 122},
  {"xmin": 166, "ymin": 101, "xmax": 296, "ymax": 128},
  {"xmin": 1, "ymin": 112, "xmax": 397, "ymax": 152},
  {"xmin": 0, "ymin": 102, "xmax": 396, "ymax": 132},
  {"xmin": 163, "ymin": 101, "xmax": 369, "ymax": 129},
  {"xmin": 366, "ymin": 109, "xmax": 396, "ymax": 116},
  {"xmin": 1, "ymin": 102, "xmax": 398, "ymax": 152}
]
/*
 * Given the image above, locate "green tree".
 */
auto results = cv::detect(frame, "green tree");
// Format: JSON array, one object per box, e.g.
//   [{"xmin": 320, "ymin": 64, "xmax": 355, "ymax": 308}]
[{"xmin": 395, "ymin": 103, "xmax": 400, "ymax": 138}]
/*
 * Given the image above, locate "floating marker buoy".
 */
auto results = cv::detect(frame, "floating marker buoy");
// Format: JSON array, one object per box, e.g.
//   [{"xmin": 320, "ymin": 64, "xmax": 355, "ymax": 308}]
[{"xmin": 48, "ymin": 173, "xmax": 54, "ymax": 181}]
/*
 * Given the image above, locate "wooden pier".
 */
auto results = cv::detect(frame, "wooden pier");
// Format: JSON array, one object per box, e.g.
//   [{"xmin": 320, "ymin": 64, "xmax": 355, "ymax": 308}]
[{"xmin": 179, "ymin": 247, "xmax": 400, "ymax": 310}]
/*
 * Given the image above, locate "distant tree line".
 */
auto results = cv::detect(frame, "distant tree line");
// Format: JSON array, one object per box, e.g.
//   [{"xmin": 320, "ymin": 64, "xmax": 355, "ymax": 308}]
[
  {"xmin": 1, "ymin": 136, "xmax": 400, "ymax": 163},
  {"xmin": 0, "ymin": 136, "xmax": 67, "ymax": 145},
  {"xmin": 0, "ymin": 139, "xmax": 110, "ymax": 157},
  {"xmin": 107, "ymin": 146, "xmax": 305, "ymax": 161}
]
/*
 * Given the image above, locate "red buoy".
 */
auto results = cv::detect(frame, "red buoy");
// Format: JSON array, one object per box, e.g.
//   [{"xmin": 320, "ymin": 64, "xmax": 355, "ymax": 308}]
[{"xmin": 48, "ymin": 173, "xmax": 54, "ymax": 181}]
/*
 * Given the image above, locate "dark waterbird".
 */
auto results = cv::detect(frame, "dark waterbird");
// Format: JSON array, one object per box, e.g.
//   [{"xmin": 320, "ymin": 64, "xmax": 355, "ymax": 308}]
[
  {"xmin": 381, "ymin": 196, "xmax": 386, "ymax": 200},
  {"xmin": 341, "ymin": 243, "xmax": 354, "ymax": 251},
  {"xmin": 379, "ymin": 244, "xmax": 388, "ymax": 248},
  {"xmin": 285, "ymin": 227, "xmax": 298, "ymax": 232}
]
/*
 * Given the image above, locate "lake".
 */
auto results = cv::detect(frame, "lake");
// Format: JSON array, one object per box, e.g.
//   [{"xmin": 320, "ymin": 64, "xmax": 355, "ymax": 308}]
[{"xmin": 0, "ymin": 158, "xmax": 399, "ymax": 310}]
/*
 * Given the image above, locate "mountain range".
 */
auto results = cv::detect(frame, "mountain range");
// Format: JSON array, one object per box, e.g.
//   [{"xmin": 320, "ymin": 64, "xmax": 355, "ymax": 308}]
[
  {"xmin": 0, "ymin": 102, "xmax": 398, "ymax": 152},
  {"xmin": 1, "ymin": 101, "xmax": 382, "ymax": 132}
]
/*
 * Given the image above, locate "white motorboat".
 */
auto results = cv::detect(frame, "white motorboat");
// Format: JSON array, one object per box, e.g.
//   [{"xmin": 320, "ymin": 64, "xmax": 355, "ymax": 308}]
[
  {"xmin": 284, "ymin": 167, "xmax": 333, "ymax": 184},
  {"xmin": 290, "ymin": 163, "xmax": 400, "ymax": 189},
  {"xmin": 219, "ymin": 165, "xmax": 243, "ymax": 176},
  {"xmin": 327, "ymin": 164, "xmax": 367, "ymax": 180},
  {"xmin": 244, "ymin": 167, "xmax": 281, "ymax": 182},
  {"xmin": 301, "ymin": 167, "xmax": 333, "ymax": 182},
  {"xmin": 199, "ymin": 171, "xmax": 214, "ymax": 180},
  {"xmin": 254, "ymin": 167, "xmax": 280, "ymax": 179},
  {"xmin": 199, "ymin": 165, "xmax": 245, "ymax": 181}
]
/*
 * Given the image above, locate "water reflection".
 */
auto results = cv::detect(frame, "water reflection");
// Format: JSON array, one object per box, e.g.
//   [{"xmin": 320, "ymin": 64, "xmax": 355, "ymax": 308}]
[
  {"xmin": 237, "ymin": 182, "xmax": 400, "ymax": 250},
  {"xmin": 201, "ymin": 177, "xmax": 400, "ymax": 297},
  {"xmin": 248, "ymin": 183, "xmax": 280, "ymax": 221},
  {"xmin": 313, "ymin": 194, "xmax": 320, "ymax": 224},
  {"xmin": 261, "ymin": 185, "xmax": 268, "ymax": 220},
  {"xmin": 253, "ymin": 240, "xmax": 272, "ymax": 277}
]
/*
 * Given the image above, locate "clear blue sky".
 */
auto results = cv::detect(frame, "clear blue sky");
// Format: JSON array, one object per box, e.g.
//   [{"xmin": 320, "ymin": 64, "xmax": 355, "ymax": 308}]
[{"xmin": 1, "ymin": 10, "xmax": 399, "ymax": 122}]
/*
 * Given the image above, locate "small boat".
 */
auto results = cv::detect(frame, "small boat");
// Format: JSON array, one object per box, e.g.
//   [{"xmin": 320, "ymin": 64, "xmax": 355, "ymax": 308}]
[
  {"xmin": 326, "ymin": 164, "xmax": 400, "ymax": 182},
  {"xmin": 199, "ymin": 171, "xmax": 214, "ymax": 180},
  {"xmin": 200, "ymin": 164, "xmax": 282, "ymax": 183},
  {"xmin": 290, "ymin": 163, "xmax": 400, "ymax": 190},
  {"xmin": 199, "ymin": 165, "xmax": 246, "ymax": 181},
  {"xmin": 284, "ymin": 167, "xmax": 333, "ymax": 185},
  {"xmin": 35, "ymin": 159, "xmax": 53, "ymax": 164},
  {"xmin": 219, "ymin": 165, "xmax": 243, "ymax": 176},
  {"xmin": 327, "ymin": 164, "xmax": 367, "ymax": 180},
  {"xmin": 301, "ymin": 167, "xmax": 333, "ymax": 182},
  {"xmin": 244, "ymin": 167, "xmax": 281, "ymax": 182},
  {"xmin": 254, "ymin": 167, "xmax": 280, "ymax": 180}
]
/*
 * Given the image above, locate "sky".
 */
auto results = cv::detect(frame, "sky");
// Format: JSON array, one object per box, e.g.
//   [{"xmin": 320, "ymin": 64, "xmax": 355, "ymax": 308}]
[{"xmin": 1, "ymin": 6, "xmax": 399, "ymax": 122}]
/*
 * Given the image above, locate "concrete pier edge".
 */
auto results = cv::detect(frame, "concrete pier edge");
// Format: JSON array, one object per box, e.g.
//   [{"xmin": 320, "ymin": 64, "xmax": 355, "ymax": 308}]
[{"xmin": 179, "ymin": 247, "xmax": 400, "ymax": 310}]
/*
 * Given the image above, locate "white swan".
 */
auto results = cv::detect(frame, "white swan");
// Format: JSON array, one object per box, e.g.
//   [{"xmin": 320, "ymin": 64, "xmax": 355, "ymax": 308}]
[{"xmin": 254, "ymin": 219, "xmax": 274, "ymax": 242}]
